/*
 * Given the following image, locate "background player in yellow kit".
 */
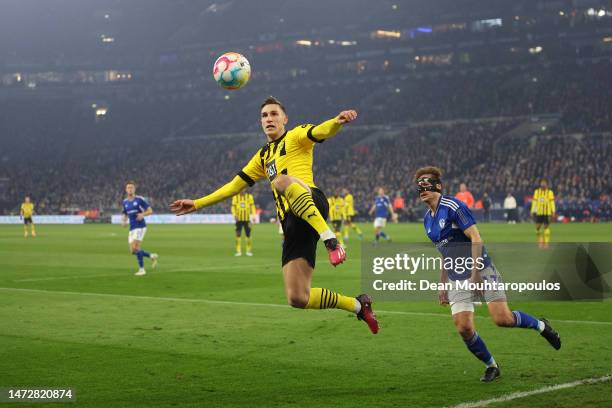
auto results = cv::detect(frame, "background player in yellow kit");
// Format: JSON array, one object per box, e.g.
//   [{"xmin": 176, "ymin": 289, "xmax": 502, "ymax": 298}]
[
  {"xmin": 531, "ymin": 178, "xmax": 555, "ymax": 249},
  {"xmin": 342, "ymin": 188, "xmax": 362, "ymax": 241},
  {"xmin": 231, "ymin": 191, "xmax": 256, "ymax": 256},
  {"xmin": 20, "ymin": 196, "xmax": 36, "ymax": 238},
  {"xmin": 328, "ymin": 189, "xmax": 345, "ymax": 246}
]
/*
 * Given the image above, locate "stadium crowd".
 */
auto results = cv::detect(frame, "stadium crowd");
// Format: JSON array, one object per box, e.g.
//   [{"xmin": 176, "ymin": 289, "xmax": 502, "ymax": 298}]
[{"xmin": 1, "ymin": 60, "xmax": 611, "ymax": 222}]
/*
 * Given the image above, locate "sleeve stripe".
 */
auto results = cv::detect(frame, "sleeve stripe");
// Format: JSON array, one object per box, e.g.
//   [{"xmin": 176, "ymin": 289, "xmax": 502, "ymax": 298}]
[
  {"xmin": 237, "ymin": 171, "xmax": 255, "ymax": 187},
  {"xmin": 306, "ymin": 125, "xmax": 324, "ymax": 143}
]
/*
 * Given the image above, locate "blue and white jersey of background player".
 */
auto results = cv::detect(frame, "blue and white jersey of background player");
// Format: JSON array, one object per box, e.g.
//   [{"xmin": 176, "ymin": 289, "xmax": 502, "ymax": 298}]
[
  {"xmin": 423, "ymin": 195, "xmax": 491, "ymax": 281},
  {"xmin": 122, "ymin": 196, "xmax": 150, "ymax": 231},
  {"xmin": 374, "ymin": 195, "xmax": 391, "ymax": 218}
]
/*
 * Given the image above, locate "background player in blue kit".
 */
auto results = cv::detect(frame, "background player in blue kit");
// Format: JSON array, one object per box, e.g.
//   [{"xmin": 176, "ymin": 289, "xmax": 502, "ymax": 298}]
[
  {"xmin": 368, "ymin": 187, "xmax": 396, "ymax": 243},
  {"xmin": 414, "ymin": 166, "xmax": 561, "ymax": 382},
  {"xmin": 121, "ymin": 181, "xmax": 158, "ymax": 276}
]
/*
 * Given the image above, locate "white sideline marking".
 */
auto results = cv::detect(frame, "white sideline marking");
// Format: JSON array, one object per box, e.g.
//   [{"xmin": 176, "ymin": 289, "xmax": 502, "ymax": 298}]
[
  {"xmin": 13, "ymin": 263, "xmax": 278, "ymax": 282},
  {"xmin": 1, "ymin": 287, "xmax": 612, "ymax": 326},
  {"xmin": 448, "ymin": 374, "xmax": 612, "ymax": 408}
]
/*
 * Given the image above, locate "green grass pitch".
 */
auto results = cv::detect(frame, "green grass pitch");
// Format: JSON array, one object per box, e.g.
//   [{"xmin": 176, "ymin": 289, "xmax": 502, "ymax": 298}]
[{"xmin": 1, "ymin": 223, "xmax": 611, "ymax": 407}]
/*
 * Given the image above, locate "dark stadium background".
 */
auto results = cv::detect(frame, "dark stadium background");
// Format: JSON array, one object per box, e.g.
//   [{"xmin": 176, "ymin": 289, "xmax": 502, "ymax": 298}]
[{"xmin": 1, "ymin": 0, "xmax": 610, "ymax": 222}]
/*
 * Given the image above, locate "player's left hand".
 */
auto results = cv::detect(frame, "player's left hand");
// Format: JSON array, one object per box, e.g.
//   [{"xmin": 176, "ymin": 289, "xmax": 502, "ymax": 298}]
[
  {"xmin": 136, "ymin": 213, "xmax": 145, "ymax": 221},
  {"xmin": 391, "ymin": 213, "xmax": 399, "ymax": 223},
  {"xmin": 335, "ymin": 110, "xmax": 358, "ymax": 124}
]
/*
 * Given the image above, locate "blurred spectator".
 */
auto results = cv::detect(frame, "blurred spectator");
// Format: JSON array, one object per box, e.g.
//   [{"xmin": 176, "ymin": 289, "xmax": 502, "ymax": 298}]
[
  {"xmin": 482, "ymin": 193, "xmax": 492, "ymax": 223},
  {"xmin": 393, "ymin": 192, "xmax": 405, "ymax": 221},
  {"xmin": 455, "ymin": 183, "xmax": 475, "ymax": 209},
  {"xmin": 504, "ymin": 192, "xmax": 519, "ymax": 224}
]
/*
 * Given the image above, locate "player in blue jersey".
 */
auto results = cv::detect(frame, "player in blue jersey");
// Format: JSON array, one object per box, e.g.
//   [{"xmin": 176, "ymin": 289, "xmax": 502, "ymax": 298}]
[
  {"xmin": 121, "ymin": 181, "xmax": 158, "ymax": 276},
  {"xmin": 414, "ymin": 166, "xmax": 561, "ymax": 382},
  {"xmin": 368, "ymin": 187, "xmax": 396, "ymax": 243}
]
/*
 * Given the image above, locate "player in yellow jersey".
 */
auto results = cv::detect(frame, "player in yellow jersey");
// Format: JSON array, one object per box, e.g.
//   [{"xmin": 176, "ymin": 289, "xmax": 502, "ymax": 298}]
[
  {"xmin": 20, "ymin": 196, "xmax": 36, "ymax": 238},
  {"xmin": 327, "ymin": 190, "xmax": 345, "ymax": 246},
  {"xmin": 170, "ymin": 96, "xmax": 378, "ymax": 334},
  {"xmin": 231, "ymin": 191, "xmax": 256, "ymax": 256},
  {"xmin": 342, "ymin": 188, "xmax": 362, "ymax": 241},
  {"xmin": 531, "ymin": 178, "xmax": 556, "ymax": 249}
]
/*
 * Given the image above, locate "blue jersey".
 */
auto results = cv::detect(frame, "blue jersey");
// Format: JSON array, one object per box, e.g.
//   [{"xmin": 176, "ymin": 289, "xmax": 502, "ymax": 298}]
[
  {"xmin": 122, "ymin": 196, "xmax": 150, "ymax": 230},
  {"xmin": 423, "ymin": 195, "xmax": 491, "ymax": 281},
  {"xmin": 374, "ymin": 195, "xmax": 391, "ymax": 218}
]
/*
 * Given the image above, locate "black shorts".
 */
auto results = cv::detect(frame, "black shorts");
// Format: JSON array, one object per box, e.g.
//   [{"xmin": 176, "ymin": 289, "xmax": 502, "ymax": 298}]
[
  {"xmin": 235, "ymin": 221, "xmax": 251, "ymax": 236},
  {"xmin": 23, "ymin": 217, "xmax": 33, "ymax": 225},
  {"xmin": 535, "ymin": 215, "xmax": 550, "ymax": 225},
  {"xmin": 345, "ymin": 215, "xmax": 353, "ymax": 223},
  {"xmin": 281, "ymin": 187, "xmax": 329, "ymax": 268},
  {"xmin": 332, "ymin": 220, "xmax": 342, "ymax": 232}
]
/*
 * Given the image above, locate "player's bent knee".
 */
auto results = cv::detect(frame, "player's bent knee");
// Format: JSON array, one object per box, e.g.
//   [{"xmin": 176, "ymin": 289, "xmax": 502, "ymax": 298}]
[{"xmin": 272, "ymin": 174, "xmax": 291, "ymax": 192}]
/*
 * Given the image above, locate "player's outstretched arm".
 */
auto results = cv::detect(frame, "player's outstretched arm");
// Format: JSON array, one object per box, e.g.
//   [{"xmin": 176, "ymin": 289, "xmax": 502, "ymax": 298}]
[
  {"xmin": 170, "ymin": 175, "xmax": 248, "ymax": 216},
  {"xmin": 310, "ymin": 110, "xmax": 358, "ymax": 141}
]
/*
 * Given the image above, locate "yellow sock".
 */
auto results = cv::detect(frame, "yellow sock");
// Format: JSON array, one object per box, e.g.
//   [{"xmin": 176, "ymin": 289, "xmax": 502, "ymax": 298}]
[
  {"xmin": 353, "ymin": 224, "xmax": 362, "ymax": 235},
  {"xmin": 31, "ymin": 225, "xmax": 36, "ymax": 237},
  {"xmin": 343, "ymin": 225, "xmax": 349, "ymax": 239},
  {"xmin": 284, "ymin": 183, "xmax": 331, "ymax": 237},
  {"xmin": 246, "ymin": 237, "xmax": 252, "ymax": 252},
  {"xmin": 235, "ymin": 236, "xmax": 241, "ymax": 253},
  {"xmin": 536, "ymin": 230, "xmax": 543, "ymax": 244},
  {"xmin": 24, "ymin": 226, "xmax": 28, "ymax": 237},
  {"xmin": 335, "ymin": 231, "xmax": 344, "ymax": 245},
  {"xmin": 544, "ymin": 228, "xmax": 551, "ymax": 244},
  {"xmin": 305, "ymin": 288, "xmax": 357, "ymax": 312}
]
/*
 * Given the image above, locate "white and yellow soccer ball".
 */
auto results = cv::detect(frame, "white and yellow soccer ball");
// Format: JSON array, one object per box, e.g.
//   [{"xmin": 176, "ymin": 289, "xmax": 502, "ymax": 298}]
[{"xmin": 213, "ymin": 52, "xmax": 251, "ymax": 90}]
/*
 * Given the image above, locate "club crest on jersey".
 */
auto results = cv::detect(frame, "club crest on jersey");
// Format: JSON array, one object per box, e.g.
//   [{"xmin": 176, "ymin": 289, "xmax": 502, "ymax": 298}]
[
  {"xmin": 266, "ymin": 159, "xmax": 278, "ymax": 181},
  {"xmin": 439, "ymin": 219, "xmax": 445, "ymax": 229}
]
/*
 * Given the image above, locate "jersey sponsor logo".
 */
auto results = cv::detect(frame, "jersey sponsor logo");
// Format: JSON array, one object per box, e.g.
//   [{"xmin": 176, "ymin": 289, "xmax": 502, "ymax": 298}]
[
  {"xmin": 266, "ymin": 159, "xmax": 278, "ymax": 181},
  {"xmin": 240, "ymin": 202, "xmax": 246, "ymax": 208}
]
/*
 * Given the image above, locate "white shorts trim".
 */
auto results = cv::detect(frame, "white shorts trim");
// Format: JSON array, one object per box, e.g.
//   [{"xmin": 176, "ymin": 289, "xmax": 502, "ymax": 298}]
[
  {"xmin": 128, "ymin": 227, "xmax": 147, "ymax": 244},
  {"xmin": 450, "ymin": 302, "xmax": 476, "ymax": 315},
  {"xmin": 374, "ymin": 217, "xmax": 387, "ymax": 228}
]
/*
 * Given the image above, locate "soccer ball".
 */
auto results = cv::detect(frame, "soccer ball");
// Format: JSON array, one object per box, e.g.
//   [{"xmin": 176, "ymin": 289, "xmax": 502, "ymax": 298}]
[{"xmin": 213, "ymin": 52, "xmax": 251, "ymax": 90}]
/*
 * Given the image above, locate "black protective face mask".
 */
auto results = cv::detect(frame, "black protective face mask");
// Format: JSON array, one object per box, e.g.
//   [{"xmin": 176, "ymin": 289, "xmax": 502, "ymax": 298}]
[{"xmin": 416, "ymin": 177, "xmax": 442, "ymax": 193}]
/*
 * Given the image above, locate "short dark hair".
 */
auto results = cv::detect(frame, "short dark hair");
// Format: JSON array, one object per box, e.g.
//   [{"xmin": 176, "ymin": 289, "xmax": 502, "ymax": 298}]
[
  {"xmin": 414, "ymin": 166, "xmax": 443, "ymax": 182},
  {"xmin": 260, "ymin": 96, "xmax": 286, "ymax": 113},
  {"xmin": 126, "ymin": 180, "xmax": 136, "ymax": 187}
]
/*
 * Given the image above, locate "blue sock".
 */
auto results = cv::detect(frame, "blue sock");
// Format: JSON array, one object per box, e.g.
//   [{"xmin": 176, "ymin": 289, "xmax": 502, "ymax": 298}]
[
  {"xmin": 138, "ymin": 250, "xmax": 151, "ymax": 258},
  {"xmin": 135, "ymin": 252, "xmax": 144, "ymax": 268},
  {"xmin": 380, "ymin": 231, "xmax": 388, "ymax": 239},
  {"xmin": 512, "ymin": 311, "xmax": 541, "ymax": 331},
  {"xmin": 464, "ymin": 332, "xmax": 496, "ymax": 367}
]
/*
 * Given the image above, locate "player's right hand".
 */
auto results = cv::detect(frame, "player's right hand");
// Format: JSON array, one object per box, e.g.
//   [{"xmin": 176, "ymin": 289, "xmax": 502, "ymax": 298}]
[
  {"xmin": 438, "ymin": 290, "xmax": 449, "ymax": 306},
  {"xmin": 169, "ymin": 199, "xmax": 196, "ymax": 216}
]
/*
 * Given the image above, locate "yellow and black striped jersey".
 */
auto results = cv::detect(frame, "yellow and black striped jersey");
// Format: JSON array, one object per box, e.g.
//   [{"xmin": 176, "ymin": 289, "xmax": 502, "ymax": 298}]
[
  {"xmin": 20, "ymin": 202, "xmax": 34, "ymax": 218},
  {"xmin": 328, "ymin": 196, "xmax": 345, "ymax": 221},
  {"xmin": 531, "ymin": 188, "xmax": 555, "ymax": 216},
  {"xmin": 231, "ymin": 193, "xmax": 256, "ymax": 222},
  {"xmin": 192, "ymin": 118, "xmax": 342, "ymax": 218},
  {"xmin": 238, "ymin": 123, "xmax": 336, "ymax": 221},
  {"xmin": 344, "ymin": 193, "xmax": 355, "ymax": 217}
]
